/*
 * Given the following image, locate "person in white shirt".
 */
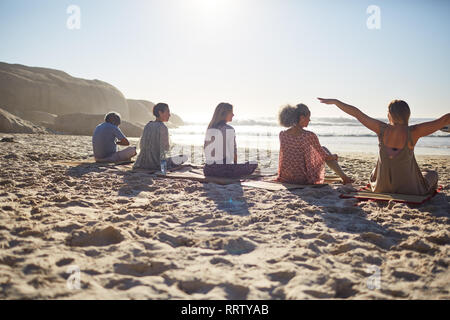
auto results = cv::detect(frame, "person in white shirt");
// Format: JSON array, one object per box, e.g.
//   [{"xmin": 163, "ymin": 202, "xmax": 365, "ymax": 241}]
[{"xmin": 203, "ymin": 103, "xmax": 257, "ymax": 178}]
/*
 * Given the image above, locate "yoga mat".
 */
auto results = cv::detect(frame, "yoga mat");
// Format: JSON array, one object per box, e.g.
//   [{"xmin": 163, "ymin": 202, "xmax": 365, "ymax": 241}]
[
  {"xmin": 156, "ymin": 170, "xmax": 241, "ymax": 185},
  {"xmin": 339, "ymin": 186, "xmax": 442, "ymax": 205},
  {"xmin": 131, "ymin": 164, "xmax": 198, "ymax": 175},
  {"xmin": 324, "ymin": 176, "xmax": 343, "ymax": 183},
  {"xmin": 189, "ymin": 168, "xmax": 273, "ymax": 180},
  {"xmin": 241, "ymin": 180, "xmax": 328, "ymax": 191},
  {"xmin": 54, "ymin": 159, "xmax": 134, "ymax": 167}
]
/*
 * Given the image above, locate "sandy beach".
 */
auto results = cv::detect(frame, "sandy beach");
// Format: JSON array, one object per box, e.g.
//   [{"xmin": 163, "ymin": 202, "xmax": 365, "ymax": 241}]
[{"xmin": 0, "ymin": 133, "xmax": 449, "ymax": 299}]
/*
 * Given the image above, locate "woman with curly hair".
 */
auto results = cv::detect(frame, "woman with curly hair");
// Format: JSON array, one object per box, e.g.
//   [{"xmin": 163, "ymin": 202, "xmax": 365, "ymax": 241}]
[{"xmin": 277, "ymin": 103, "xmax": 353, "ymax": 185}]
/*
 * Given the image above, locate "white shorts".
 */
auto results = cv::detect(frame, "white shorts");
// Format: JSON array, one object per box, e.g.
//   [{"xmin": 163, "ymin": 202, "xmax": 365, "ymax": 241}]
[{"xmin": 96, "ymin": 147, "xmax": 137, "ymax": 163}]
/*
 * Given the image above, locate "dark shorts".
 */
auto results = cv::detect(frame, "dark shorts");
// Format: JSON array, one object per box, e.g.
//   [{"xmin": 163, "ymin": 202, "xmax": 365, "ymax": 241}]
[{"xmin": 203, "ymin": 162, "xmax": 258, "ymax": 178}]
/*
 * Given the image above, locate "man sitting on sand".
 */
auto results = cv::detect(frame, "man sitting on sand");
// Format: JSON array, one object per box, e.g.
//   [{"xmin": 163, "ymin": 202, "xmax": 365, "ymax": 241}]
[{"xmin": 92, "ymin": 112, "xmax": 137, "ymax": 163}]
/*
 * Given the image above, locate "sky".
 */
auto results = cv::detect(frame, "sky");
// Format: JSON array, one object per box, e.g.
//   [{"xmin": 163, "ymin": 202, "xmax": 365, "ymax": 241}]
[{"xmin": 1, "ymin": 0, "xmax": 449, "ymax": 122}]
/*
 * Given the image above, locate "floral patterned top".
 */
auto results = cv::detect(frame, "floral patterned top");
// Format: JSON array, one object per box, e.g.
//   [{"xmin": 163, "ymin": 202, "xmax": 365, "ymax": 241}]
[{"xmin": 277, "ymin": 130, "xmax": 328, "ymax": 184}]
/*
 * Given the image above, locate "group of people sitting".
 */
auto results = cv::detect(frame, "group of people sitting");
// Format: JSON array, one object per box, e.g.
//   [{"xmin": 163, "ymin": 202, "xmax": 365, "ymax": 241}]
[{"xmin": 92, "ymin": 99, "xmax": 449, "ymax": 196}]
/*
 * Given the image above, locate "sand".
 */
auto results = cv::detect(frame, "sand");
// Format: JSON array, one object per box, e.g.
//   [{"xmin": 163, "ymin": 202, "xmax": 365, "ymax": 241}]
[{"xmin": 0, "ymin": 133, "xmax": 449, "ymax": 299}]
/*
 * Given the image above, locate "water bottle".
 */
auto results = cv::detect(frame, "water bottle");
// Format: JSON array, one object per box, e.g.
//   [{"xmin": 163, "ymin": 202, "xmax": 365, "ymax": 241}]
[{"xmin": 160, "ymin": 150, "xmax": 167, "ymax": 175}]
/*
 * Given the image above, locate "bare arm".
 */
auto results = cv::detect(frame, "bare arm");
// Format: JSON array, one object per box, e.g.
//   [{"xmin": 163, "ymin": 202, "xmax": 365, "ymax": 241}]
[
  {"xmin": 411, "ymin": 113, "xmax": 450, "ymax": 143},
  {"xmin": 325, "ymin": 153, "xmax": 338, "ymax": 162},
  {"xmin": 317, "ymin": 98, "xmax": 385, "ymax": 135},
  {"xmin": 116, "ymin": 137, "xmax": 130, "ymax": 146},
  {"xmin": 160, "ymin": 126, "xmax": 170, "ymax": 152},
  {"xmin": 234, "ymin": 135, "xmax": 238, "ymax": 164},
  {"xmin": 309, "ymin": 132, "xmax": 335, "ymax": 161}
]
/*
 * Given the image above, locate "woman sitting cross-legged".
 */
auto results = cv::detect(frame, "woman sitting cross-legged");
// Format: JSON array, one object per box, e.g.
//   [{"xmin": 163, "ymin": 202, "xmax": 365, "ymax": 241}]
[
  {"xmin": 277, "ymin": 103, "xmax": 353, "ymax": 185},
  {"xmin": 318, "ymin": 98, "xmax": 450, "ymax": 195},
  {"xmin": 133, "ymin": 103, "xmax": 187, "ymax": 171},
  {"xmin": 203, "ymin": 102, "xmax": 258, "ymax": 178}
]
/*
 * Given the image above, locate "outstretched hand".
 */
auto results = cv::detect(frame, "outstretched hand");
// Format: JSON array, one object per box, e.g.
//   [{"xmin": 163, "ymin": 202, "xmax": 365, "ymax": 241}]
[
  {"xmin": 317, "ymin": 98, "xmax": 338, "ymax": 105},
  {"xmin": 325, "ymin": 154, "xmax": 338, "ymax": 161}
]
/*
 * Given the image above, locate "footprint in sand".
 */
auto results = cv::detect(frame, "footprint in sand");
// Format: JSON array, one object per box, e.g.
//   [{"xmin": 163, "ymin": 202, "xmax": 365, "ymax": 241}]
[
  {"xmin": 104, "ymin": 278, "xmax": 143, "ymax": 290},
  {"xmin": 203, "ymin": 219, "xmax": 233, "ymax": 228},
  {"xmin": 380, "ymin": 289, "xmax": 409, "ymax": 298},
  {"xmin": 157, "ymin": 232, "xmax": 194, "ymax": 248},
  {"xmin": 222, "ymin": 283, "xmax": 250, "ymax": 300},
  {"xmin": 210, "ymin": 257, "xmax": 234, "ymax": 266},
  {"xmin": 267, "ymin": 270, "xmax": 297, "ymax": 284},
  {"xmin": 362, "ymin": 255, "xmax": 383, "ymax": 266},
  {"xmin": 12, "ymin": 227, "xmax": 44, "ymax": 238},
  {"xmin": 0, "ymin": 256, "xmax": 25, "ymax": 267},
  {"xmin": 56, "ymin": 258, "xmax": 75, "ymax": 267},
  {"xmin": 114, "ymin": 261, "xmax": 177, "ymax": 277},
  {"xmin": 22, "ymin": 263, "xmax": 46, "ymax": 275},
  {"xmin": 84, "ymin": 249, "xmax": 101, "ymax": 257},
  {"xmin": 398, "ymin": 238, "xmax": 436, "ymax": 254},
  {"xmin": 426, "ymin": 232, "xmax": 450, "ymax": 245},
  {"xmin": 176, "ymin": 279, "xmax": 215, "ymax": 295},
  {"xmin": 329, "ymin": 278, "xmax": 359, "ymax": 298},
  {"xmin": 331, "ymin": 242, "xmax": 357, "ymax": 255},
  {"xmin": 222, "ymin": 237, "xmax": 257, "ymax": 255},
  {"xmin": 53, "ymin": 223, "xmax": 83, "ymax": 233},
  {"xmin": 392, "ymin": 270, "xmax": 421, "ymax": 282},
  {"xmin": 66, "ymin": 226, "xmax": 124, "ymax": 247},
  {"xmin": 185, "ymin": 214, "xmax": 214, "ymax": 225},
  {"xmin": 358, "ymin": 232, "xmax": 395, "ymax": 250}
]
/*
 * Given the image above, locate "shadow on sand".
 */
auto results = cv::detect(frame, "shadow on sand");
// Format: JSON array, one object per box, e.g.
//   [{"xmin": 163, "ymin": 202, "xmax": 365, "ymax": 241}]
[
  {"xmin": 284, "ymin": 186, "xmax": 407, "ymax": 250},
  {"xmin": 204, "ymin": 182, "xmax": 251, "ymax": 216}
]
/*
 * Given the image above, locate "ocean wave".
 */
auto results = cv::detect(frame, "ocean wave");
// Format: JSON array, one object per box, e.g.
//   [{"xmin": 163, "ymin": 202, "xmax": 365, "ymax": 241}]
[
  {"xmin": 172, "ymin": 131, "xmax": 449, "ymax": 139},
  {"xmin": 184, "ymin": 117, "xmax": 442, "ymax": 128}
]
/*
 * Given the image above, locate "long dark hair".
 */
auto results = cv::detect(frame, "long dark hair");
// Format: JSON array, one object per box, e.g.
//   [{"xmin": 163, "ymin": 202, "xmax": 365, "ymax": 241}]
[
  {"xmin": 153, "ymin": 103, "xmax": 169, "ymax": 118},
  {"xmin": 207, "ymin": 103, "xmax": 233, "ymax": 129}
]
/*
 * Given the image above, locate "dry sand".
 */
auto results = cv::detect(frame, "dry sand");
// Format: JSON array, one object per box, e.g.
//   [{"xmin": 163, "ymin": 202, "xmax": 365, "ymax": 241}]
[{"xmin": 0, "ymin": 133, "xmax": 449, "ymax": 299}]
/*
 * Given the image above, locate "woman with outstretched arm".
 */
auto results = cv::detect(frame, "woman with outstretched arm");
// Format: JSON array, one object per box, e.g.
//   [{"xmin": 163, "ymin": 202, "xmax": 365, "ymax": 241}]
[{"xmin": 317, "ymin": 98, "xmax": 450, "ymax": 195}]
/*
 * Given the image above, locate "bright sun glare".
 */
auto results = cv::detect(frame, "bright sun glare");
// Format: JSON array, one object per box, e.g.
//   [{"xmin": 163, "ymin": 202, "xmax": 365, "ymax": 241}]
[
  {"xmin": 193, "ymin": 0, "xmax": 231, "ymax": 12},
  {"xmin": 189, "ymin": 0, "xmax": 237, "ymax": 18}
]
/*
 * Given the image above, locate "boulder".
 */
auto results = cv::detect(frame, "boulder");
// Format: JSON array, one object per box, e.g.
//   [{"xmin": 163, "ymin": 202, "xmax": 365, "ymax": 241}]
[
  {"xmin": 169, "ymin": 113, "xmax": 185, "ymax": 127},
  {"xmin": 53, "ymin": 113, "xmax": 143, "ymax": 137},
  {"xmin": 0, "ymin": 108, "xmax": 49, "ymax": 134},
  {"xmin": 127, "ymin": 99, "xmax": 155, "ymax": 125},
  {"xmin": 127, "ymin": 99, "xmax": 184, "ymax": 127},
  {"xmin": 0, "ymin": 62, "xmax": 130, "ymax": 120},
  {"xmin": 21, "ymin": 110, "xmax": 57, "ymax": 125}
]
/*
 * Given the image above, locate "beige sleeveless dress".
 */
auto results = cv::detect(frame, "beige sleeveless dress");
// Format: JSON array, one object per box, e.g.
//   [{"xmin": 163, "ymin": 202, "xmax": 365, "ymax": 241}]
[{"xmin": 370, "ymin": 125, "xmax": 435, "ymax": 195}]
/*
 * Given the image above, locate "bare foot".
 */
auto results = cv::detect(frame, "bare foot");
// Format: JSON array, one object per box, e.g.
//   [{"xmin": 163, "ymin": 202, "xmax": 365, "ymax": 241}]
[{"xmin": 342, "ymin": 176, "xmax": 354, "ymax": 185}]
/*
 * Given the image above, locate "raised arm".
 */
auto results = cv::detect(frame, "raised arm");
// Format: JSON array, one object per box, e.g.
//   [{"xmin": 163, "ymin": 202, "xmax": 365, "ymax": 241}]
[
  {"xmin": 411, "ymin": 113, "xmax": 450, "ymax": 143},
  {"xmin": 317, "ymin": 98, "xmax": 385, "ymax": 135}
]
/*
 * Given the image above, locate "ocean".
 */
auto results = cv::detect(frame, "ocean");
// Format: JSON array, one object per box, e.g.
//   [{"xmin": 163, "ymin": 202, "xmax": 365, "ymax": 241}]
[{"xmin": 167, "ymin": 117, "xmax": 450, "ymax": 156}]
